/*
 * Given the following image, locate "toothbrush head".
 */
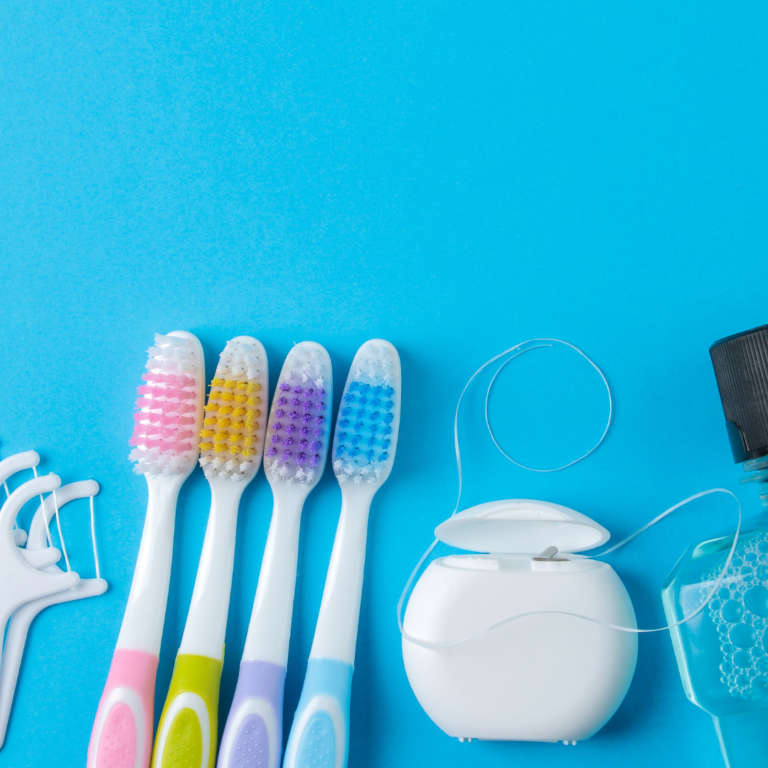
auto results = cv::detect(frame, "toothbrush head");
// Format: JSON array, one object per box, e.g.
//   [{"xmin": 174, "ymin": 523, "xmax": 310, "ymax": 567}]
[
  {"xmin": 332, "ymin": 339, "xmax": 401, "ymax": 487},
  {"xmin": 128, "ymin": 332, "xmax": 205, "ymax": 476},
  {"xmin": 264, "ymin": 342, "xmax": 332, "ymax": 488},
  {"xmin": 198, "ymin": 337, "xmax": 269, "ymax": 482}
]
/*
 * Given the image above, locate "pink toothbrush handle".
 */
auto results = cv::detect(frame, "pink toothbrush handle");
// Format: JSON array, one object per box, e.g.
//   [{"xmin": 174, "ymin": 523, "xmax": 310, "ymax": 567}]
[{"xmin": 87, "ymin": 649, "xmax": 159, "ymax": 768}]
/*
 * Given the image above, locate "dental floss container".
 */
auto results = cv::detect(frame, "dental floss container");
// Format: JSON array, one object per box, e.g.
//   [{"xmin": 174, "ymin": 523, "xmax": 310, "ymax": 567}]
[{"xmin": 402, "ymin": 498, "xmax": 638, "ymax": 744}]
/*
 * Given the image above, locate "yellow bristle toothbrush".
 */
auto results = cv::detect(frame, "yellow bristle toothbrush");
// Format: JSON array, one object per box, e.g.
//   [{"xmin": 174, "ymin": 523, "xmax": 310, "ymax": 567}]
[{"xmin": 151, "ymin": 337, "xmax": 268, "ymax": 768}]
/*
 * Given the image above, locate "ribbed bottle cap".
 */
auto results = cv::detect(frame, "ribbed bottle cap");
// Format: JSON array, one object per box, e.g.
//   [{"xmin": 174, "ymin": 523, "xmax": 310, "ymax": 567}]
[{"xmin": 710, "ymin": 325, "xmax": 768, "ymax": 463}]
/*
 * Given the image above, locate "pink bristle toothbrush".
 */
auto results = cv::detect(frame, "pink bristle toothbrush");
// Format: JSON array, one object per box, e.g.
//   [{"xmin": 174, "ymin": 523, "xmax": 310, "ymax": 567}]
[{"xmin": 87, "ymin": 331, "xmax": 205, "ymax": 768}]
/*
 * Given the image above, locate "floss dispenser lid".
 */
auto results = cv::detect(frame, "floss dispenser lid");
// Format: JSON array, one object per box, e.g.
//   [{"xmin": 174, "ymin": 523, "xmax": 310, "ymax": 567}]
[{"xmin": 434, "ymin": 499, "xmax": 610, "ymax": 554}]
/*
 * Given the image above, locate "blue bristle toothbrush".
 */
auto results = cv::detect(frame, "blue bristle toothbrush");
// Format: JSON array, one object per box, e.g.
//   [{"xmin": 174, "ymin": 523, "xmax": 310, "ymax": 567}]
[{"xmin": 282, "ymin": 339, "xmax": 401, "ymax": 768}]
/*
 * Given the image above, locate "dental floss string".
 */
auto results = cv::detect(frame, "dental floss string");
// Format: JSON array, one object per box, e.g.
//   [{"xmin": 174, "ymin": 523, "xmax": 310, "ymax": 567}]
[
  {"xmin": 31, "ymin": 466, "xmax": 53, "ymax": 548},
  {"xmin": 397, "ymin": 339, "xmax": 610, "ymax": 633},
  {"xmin": 484, "ymin": 342, "xmax": 612, "ymax": 473},
  {"xmin": 90, "ymin": 496, "xmax": 101, "ymax": 580},
  {"xmin": 51, "ymin": 488, "xmax": 71, "ymax": 573},
  {"xmin": 397, "ymin": 339, "xmax": 743, "ymax": 648}
]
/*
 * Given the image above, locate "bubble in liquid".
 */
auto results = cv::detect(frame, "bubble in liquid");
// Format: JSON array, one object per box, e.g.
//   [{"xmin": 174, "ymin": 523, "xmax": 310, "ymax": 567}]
[
  {"xmin": 722, "ymin": 600, "xmax": 745, "ymax": 623},
  {"xmin": 702, "ymin": 536, "xmax": 768, "ymax": 698},
  {"xmin": 745, "ymin": 586, "xmax": 768, "ymax": 618},
  {"xmin": 754, "ymin": 677, "xmax": 768, "ymax": 699},
  {"xmin": 731, "ymin": 623, "xmax": 757, "ymax": 649},
  {"xmin": 734, "ymin": 650, "xmax": 753, "ymax": 668}
]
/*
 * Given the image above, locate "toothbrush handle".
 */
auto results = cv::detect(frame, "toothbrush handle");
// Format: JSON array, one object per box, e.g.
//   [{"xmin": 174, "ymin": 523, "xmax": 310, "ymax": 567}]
[
  {"xmin": 217, "ymin": 661, "xmax": 286, "ymax": 768},
  {"xmin": 151, "ymin": 654, "xmax": 223, "ymax": 768},
  {"xmin": 282, "ymin": 659, "xmax": 354, "ymax": 768},
  {"xmin": 87, "ymin": 648, "xmax": 159, "ymax": 768}
]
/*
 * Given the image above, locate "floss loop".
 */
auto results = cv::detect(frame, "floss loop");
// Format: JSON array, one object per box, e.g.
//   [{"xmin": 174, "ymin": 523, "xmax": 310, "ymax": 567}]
[{"xmin": 397, "ymin": 339, "xmax": 742, "ymax": 646}]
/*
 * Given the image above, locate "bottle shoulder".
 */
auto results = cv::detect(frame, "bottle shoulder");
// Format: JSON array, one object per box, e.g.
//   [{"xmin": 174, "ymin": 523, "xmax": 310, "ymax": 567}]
[{"xmin": 662, "ymin": 524, "xmax": 768, "ymax": 716}]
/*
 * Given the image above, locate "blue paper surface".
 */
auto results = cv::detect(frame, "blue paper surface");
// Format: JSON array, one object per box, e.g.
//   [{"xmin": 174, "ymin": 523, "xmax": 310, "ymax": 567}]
[{"xmin": 1, "ymin": 1, "xmax": 767, "ymax": 766}]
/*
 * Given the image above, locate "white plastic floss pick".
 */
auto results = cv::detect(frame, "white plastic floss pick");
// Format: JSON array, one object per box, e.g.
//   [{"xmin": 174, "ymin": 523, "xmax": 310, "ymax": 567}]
[
  {"xmin": 0, "ymin": 480, "xmax": 107, "ymax": 748},
  {"xmin": 397, "ymin": 338, "xmax": 744, "ymax": 648},
  {"xmin": 0, "ymin": 453, "xmax": 107, "ymax": 749}
]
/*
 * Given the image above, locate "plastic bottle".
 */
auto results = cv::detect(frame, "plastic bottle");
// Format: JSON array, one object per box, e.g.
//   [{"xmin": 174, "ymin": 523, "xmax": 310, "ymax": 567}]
[{"xmin": 662, "ymin": 324, "xmax": 768, "ymax": 768}]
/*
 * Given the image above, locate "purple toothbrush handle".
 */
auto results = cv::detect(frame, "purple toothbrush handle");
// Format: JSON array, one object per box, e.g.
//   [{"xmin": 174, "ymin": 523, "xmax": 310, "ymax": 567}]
[{"xmin": 217, "ymin": 660, "xmax": 286, "ymax": 768}]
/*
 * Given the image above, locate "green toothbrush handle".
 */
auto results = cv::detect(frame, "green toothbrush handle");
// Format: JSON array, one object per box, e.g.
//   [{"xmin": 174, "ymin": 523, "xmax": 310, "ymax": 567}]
[{"xmin": 151, "ymin": 654, "xmax": 223, "ymax": 768}]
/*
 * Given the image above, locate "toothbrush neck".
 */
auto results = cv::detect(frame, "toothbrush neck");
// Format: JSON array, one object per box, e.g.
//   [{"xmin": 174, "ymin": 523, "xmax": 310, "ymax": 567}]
[
  {"xmin": 179, "ymin": 480, "xmax": 245, "ymax": 659},
  {"xmin": 242, "ymin": 486, "xmax": 308, "ymax": 666},
  {"xmin": 309, "ymin": 485, "xmax": 376, "ymax": 665}
]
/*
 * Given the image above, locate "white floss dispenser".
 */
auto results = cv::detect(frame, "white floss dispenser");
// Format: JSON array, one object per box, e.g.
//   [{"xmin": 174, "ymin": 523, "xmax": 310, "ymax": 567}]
[{"xmin": 402, "ymin": 499, "xmax": 638, "ymax": 744}]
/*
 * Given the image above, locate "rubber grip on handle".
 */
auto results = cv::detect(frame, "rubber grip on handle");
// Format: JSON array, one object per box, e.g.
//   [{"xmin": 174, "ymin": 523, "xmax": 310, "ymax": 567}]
[
  {"xmin": 283, "ymin": 659, "xmax": 354, "ymax": 768},
  {"xmin": 87, "ymin": 649, "xmax": 159, "ymax": 768},
  {"xmin": 151, "ymin": 654, "xmax": 223, "ymax": 768},
  {"xmin": 217, "ymin": 661, "xmax": 286, "ymax": 768}
]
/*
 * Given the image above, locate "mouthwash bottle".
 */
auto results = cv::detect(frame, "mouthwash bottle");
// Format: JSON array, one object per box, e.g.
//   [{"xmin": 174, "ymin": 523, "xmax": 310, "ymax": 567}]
[{"xmin": 663, "ymin": 324, "xmax": 768, "ymax": 768}]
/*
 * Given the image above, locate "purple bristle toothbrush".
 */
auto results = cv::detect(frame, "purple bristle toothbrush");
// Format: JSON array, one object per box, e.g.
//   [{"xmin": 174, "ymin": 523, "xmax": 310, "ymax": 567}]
[{"xmin": 217, "ymin": 341, "xmax": 332, "ymax": 768}]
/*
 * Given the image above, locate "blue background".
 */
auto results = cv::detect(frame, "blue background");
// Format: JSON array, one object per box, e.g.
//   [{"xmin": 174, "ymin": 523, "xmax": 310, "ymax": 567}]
[{"xmin": 1, "ymin": 1, "xmax": 767, "ymax": 766}]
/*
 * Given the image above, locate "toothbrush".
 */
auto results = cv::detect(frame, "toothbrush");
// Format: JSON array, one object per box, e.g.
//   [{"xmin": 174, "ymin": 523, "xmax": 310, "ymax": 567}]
[
  {"xmin": 88, "ymin": 331, "xmax": 205, "ymax": 768},
  {"xmin": 217, "ymin": 342, "xmax": 332, "ymax": 768},
  {"xmin": 151, "ymin": 337, "xmax": 268, "ymax": 768},
  {"xmin": 283, "ymin": 340, "xmax": 401, "ymax": 768}
]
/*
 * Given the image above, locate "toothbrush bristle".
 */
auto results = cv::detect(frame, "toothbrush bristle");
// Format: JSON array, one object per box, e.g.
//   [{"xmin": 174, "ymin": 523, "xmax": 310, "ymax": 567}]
[
  {"xmin": 332, "ymin": 340, "xmax": 400, "ymax": 486},
  {"xmin": 199, "ymin": 339, "xmax": 268, "ymax": 482},
  {"xmin": 129, "ymin": 333, "xmax": 202, "ymax": 476},
  {"xmin": 264, "ymin": 342, "xmax": 331, "ymax": 487}
]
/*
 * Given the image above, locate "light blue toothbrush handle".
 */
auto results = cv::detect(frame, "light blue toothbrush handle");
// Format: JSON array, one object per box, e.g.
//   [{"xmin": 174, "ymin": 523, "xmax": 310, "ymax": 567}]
[{"xmin": 283, "ymin": 659, "xmax": 354, "ymax": 768}]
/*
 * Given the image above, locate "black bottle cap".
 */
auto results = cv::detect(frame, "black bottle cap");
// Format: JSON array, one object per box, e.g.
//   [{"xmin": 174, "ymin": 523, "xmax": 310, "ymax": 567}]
[{"xmin": 710, "ymin": 324, "xmax": 768, "ymax": 464}]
